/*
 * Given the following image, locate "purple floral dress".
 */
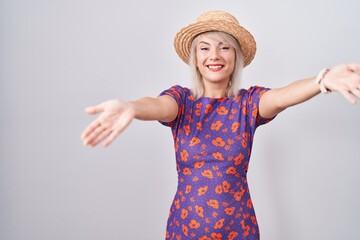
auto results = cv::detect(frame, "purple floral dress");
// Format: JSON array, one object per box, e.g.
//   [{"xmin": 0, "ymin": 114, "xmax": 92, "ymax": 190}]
[{"xmin": 160, "ymin": 85, "xmax": 275, "ymax": 240}]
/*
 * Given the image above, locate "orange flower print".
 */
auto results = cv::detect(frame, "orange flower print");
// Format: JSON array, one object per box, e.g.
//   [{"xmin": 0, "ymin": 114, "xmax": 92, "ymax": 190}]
[
  {"xmin": 251, "ymin": 215, "xmax": 257, "ymax": 225},
  {"xmin": 212, "ymin": 137, "xmax": 225, "ymax": 147},
  {"xmin": 231, "ymin": 122, "xmax": 240, "ymax": 133},
  {"xmin": 201, "ymin": 170, "xmax": 213, "ymax": 179},
  {"xmin": 226, "ymin": 166, "xmax": 237, "ymax": 175},
  {"xmin": 194, "ymin": 161, "xmax": 205, "ymax": 169},
  {"xmin": 215, "ymin": 185, "xmax": 223, "ymax": 194},
  {"xmin": 199, "ymin": 236, "xmax": 211, "ymax": 240},
  {"xmin": 174, "ymin": 199, "xmax": 180, "ymax": 209},
  {"xmin": 222, "ymin": 181, "xmax": 231, "ymax": 193},
  {"xmin": 189, "ymin": 137, "xmax": 201, "ymax": 146},
  {"xmin": 196, "ymin": 122, "xmax": 203, "ymax": 131},
  {"xmin": 207, "ymin": 199, "xmax": 219, "ymax": 209},
  {"xmin": 189, "ymin": 219, "xmax": 200, "ymax": 229},
  {"xmin": 247, "ymin": 198, "xmax": 253, "ymax": 209},
  {"xmin": 242, "ymin": 100, "xmax": 249, "ymax": 115},
  {"xmin": 214, "ymin": 218, "xmax": 225, "ymax": 229},
  {"xmin": 181, "ymin": 224, "xmax": 189, "ymax": 236},
  {"xmin": 195, "ymin": 205, "xmax": 204, "ymax": 218},
  {"xmin": 211, "ymin": 121, "xmax": 223, "ymax": 131},
  {"xmin": 212, "ymin": 152, "xmax": 224, "ymax": 161},
  {"xmin": 185, "ymin": 185, "xmax": 192, "ymax": 194},
  {"xmin": 252, "ymin": 103, "xmax": 258, "ymax": 118},
  {"xmin": 196, "ymin": 102, "xmax": 202, "ymax": 109},
  {"xmin": 224, "ymin": 207, "xmax": 235, "ymax": 216},
  {"xmin": 183, "ymin": 168, "xmax": 191, "ymax": 175},
  {"xmin": 234, "ymin": 187, "xmax": 245, "ymax": 201},
  {"xmin": 227, "ymin": 231, "xmax": 238, "ymax": 240},
  {"xmin": 216, "ymin": 106, "xmax": 228, "ymax": 115},
  {"xmin": 211, "ymin": 233, "xmax": 223, "ymax": 240},
  {"xmin": 234, "ymin": 153, "xmax": 244, "ymax": 165},
  {"xmin": 227, "ymin": 139, "xmax": 234, "ymax": 145},
  {"xmin": 205, "ymin": 104, "xmax": 213, "ymax": 114},
  {"xmin": 241, "ymin": 132, "xmax": 249, "ymax": 148},
  {"xmin": 180, "ymin": 150, "xmax": 189, "ymax": 162},
  {"xmin": 198, "ymin": 186, "xmax": 208, "ymax": 196},
  {"xmin": 240, "ymin": 220, "xmax": 250, "ymax": 237},
  {"xmin": 181, "ymin": 208, "xmax": 188, "ymax": 219},
  {"xmin": 183, "ymin": 125, "xmax": 190, "ymax": 136}
]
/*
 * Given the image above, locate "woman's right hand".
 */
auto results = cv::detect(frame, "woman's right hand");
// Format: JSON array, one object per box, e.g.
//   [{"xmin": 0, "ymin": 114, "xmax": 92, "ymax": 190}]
[{"xmin": 81, "ymin": 99, "xmax": 135, "ymax": 147}]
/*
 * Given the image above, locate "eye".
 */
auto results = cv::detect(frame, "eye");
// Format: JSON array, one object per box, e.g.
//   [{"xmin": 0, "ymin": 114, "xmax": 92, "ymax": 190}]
[
  {"xmin": 220, "ymin": 46, "xmax": 230, "ymax": 51},
  {"xmin": 200, "ymin": 47, "xmax": 209, "ymax": 51}
]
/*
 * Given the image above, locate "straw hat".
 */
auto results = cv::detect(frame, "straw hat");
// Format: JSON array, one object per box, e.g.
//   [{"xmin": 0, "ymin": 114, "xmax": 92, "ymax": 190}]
[{"xmin": 174, "ymin": 10, "xmax": 256, "ymax": 67}]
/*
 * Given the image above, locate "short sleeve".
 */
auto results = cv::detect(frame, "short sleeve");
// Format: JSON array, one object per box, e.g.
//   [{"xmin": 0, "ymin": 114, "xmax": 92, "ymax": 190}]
[
  {"xmin": 158, "ymin": 85, "xmax": 186, "ymax": 127},
  {"xmin": 246, "ymin": 86, "xmax": 276, "ymax": 130}
]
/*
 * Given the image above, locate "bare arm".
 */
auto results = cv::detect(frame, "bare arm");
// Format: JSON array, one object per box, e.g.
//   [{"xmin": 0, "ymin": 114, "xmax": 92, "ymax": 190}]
[
  {"xmin": 81, "ymin": 95, "xmax": 178, "ymax": 147},
  {"xmin": 259, "ymin": 63, "xmax": 360, "ymax": 119}
]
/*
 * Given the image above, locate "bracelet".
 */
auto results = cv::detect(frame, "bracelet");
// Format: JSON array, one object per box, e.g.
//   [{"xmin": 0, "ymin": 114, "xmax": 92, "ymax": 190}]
[{"xmin": 315, "ymin": 68, "xmax": 331, "ymax": 94}]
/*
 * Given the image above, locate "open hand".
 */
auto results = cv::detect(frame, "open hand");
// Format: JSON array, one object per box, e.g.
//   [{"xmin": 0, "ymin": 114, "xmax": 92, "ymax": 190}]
[
  {"xmin": 323, "ymin": 63, "xmax": 360, "ymax": 104},
  {"xmin": 81, "ymin": 99, "xmax": 135, "ymax": 147}
]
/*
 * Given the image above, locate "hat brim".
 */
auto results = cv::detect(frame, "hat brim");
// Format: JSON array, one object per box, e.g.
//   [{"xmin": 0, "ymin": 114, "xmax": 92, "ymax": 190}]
[{"xmin": 174, "ymin": 20, "xmax": 256, "ymax": 67}]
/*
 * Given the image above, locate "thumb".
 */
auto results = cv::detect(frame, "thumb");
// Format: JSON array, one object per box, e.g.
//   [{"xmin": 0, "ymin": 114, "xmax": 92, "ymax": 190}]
[{"xmin": 84, "ymin": 102, "xmax": 105, "ymax": 115}]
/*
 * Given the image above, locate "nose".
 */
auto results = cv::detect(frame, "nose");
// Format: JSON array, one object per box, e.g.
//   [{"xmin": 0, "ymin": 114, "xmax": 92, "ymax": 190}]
[{"xmin": 209, "ymin": 49, "xmax": 220, "ymax": 61}]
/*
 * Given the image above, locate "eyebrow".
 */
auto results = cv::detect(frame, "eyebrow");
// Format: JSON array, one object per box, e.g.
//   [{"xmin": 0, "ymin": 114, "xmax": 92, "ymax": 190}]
[{"xmin": 198, "ymin": 41, "xmax": 227, "ymax": 46}]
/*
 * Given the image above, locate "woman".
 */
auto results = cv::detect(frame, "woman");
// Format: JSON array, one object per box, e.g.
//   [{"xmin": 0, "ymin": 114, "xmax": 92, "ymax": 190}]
[{"xmin": 81, "ymin": 10, "xmax": 359, "ymax": 240}]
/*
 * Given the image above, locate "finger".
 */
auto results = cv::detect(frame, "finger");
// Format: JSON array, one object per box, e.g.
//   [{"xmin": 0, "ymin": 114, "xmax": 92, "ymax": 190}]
[
  {"xmin": 81, "ymin": 120, "xmax": 103, "ymax": 143},
  {"xmin": 84, "ymin": 102, "xmax": 106, "ymax": 115},
  {"xmin": 103, "ymin": 128, "xmax": 122, "ymax": 147},
  {"xmin": 102, "ymin": 117, "xmax": 133, "ymax": 147},
  {"xmin": 340, "ymin": 89, "xmax": 357, "ymax": 105},
  {"xmin": 346, "ymin": 63, "xmax": 360, "ymax": 73},
  {"xmin": 351, "ymin": 88, "xmax": 360, "ymax": 100},
  {"xmin": 88, "ymin": 128, "xmax": 113, "ymax": 147}
]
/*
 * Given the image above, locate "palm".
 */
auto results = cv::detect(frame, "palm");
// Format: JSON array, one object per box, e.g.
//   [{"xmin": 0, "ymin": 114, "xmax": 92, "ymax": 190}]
[
  {"xmin": 324, "ymin": 64, "xmax": 360, "ymax": 104},
  {"xmin": 81, "ymin": 99, "xmax": 135, "ymax": 147}
]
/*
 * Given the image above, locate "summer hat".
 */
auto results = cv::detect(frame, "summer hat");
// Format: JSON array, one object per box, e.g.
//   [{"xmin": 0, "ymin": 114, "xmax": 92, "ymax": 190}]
[{"xmin": 174, "ymin": 10, "xmax": 256, "ymax": 67}]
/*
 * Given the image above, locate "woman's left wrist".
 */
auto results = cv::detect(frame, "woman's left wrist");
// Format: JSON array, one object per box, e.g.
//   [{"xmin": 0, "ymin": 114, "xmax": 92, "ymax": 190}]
[{"xmin": 315, "ymin": 68, "xmax": 331, "ymax": 94}]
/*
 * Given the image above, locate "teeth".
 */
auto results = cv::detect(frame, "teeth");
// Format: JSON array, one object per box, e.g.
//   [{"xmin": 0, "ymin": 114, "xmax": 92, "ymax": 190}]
[{"xmin": 208, "ymin": 65, "xmax": 222, "ymax": 69}]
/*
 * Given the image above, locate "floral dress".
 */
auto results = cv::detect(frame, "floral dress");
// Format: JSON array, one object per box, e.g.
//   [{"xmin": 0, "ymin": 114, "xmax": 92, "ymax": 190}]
[{"xmin": 160, "ymin": 85, "xmax": 275, "ymax": 240}]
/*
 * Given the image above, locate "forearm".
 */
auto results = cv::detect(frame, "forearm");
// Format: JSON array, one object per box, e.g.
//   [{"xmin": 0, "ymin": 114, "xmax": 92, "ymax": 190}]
[
  {"xmin": 129, "ymin": 96, "xmax": 178, "ymax": 122},
  {"xmin": 273, "ymin": 77, "xmax": 321, "ymax": 109},
  {"xmin": 260, "ymin": 77, "xmax": 321, "ymax": 118}
]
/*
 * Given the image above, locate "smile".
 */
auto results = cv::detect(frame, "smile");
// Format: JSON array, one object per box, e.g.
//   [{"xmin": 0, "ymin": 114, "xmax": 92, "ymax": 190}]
[{"xmin": 206, "ymin": 64, "xmax": 224, "ymax": 72}]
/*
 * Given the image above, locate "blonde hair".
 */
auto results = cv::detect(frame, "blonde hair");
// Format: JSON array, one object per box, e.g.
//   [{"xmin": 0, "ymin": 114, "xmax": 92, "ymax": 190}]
[{"xmin": 189, "ymin": 31, "xmax": 244, "ymax": 99}]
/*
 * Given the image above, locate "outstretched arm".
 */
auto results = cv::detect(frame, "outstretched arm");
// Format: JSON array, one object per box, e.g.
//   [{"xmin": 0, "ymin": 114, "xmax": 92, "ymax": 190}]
[
  {"xmin": 259, "ymin": 64, "xmax": 360, "ymax": 119},
  {"xmin": 81, "ymin": 95, "xmax": 178, "ymax": 147}
]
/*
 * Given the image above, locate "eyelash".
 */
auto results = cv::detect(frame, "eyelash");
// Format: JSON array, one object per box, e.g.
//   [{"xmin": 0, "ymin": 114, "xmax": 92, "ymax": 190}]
[{"xmin": 200, "ymin": 47, "xmax": 230, "ymax": 51}]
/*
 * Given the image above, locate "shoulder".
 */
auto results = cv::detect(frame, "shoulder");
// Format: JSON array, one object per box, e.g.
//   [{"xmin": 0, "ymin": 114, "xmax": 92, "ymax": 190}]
[
  {"xmin": 238, "ymin": 86, "xmax": 271, "ymax": 98},
  {"xmin": 159, "ymin": 85, "xmax": 193, "ymax": 105}
]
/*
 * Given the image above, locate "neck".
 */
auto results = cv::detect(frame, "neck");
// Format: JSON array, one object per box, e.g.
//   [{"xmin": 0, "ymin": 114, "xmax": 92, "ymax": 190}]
[{"xmin": 202, "ymin": 80, "xmax": 230, "ymax": 98}]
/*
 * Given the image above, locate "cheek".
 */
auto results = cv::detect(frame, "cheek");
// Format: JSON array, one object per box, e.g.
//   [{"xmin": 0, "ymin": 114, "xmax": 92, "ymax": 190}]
[{"xmin": 196, "ymin": 54, "xmax": 205, "ymax": 67}]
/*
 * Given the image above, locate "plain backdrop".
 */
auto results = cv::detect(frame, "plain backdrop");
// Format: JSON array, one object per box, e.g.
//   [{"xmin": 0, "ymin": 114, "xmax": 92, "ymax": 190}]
[{"xmin": 1, "ymin": 0, "xmax": 359, "ymax": 239}]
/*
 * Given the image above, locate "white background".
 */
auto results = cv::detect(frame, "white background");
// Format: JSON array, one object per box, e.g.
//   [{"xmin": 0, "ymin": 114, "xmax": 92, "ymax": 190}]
[{"xmin": 1, "ymin": 0, "xmax": 359, "ymax": 239}]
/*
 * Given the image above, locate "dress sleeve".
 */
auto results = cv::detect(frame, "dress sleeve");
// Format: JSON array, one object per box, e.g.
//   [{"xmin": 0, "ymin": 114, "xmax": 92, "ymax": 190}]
[
  {"xmin": 246, "ymin": 86, "xmax": 276, "ymax": 130},
  {"xmin": 158, "ymin": 85, "xmax": 186, "ymax": 127}
]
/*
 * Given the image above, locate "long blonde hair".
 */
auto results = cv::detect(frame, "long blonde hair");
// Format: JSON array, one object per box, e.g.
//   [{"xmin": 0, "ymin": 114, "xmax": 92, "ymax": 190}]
[{"xmin": 189, "ymin": 31, "xmax": 244, "ymax": 99}]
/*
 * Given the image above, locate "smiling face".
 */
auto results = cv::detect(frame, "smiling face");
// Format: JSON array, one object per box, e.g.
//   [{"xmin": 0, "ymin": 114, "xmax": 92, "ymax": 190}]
[{"xmin": 195, "ymin": 34, "xmax": 236, "ymax": 86}]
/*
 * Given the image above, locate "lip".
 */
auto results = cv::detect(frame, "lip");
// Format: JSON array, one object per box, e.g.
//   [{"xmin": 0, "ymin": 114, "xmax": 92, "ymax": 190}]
[{"xmin": 206, "ymin": 64, "xmax": 224, "ymax": 72}]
